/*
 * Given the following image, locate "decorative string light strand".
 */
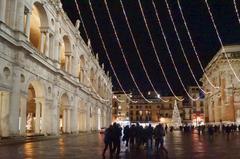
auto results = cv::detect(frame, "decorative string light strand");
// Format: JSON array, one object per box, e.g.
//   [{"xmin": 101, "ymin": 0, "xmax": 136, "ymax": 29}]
[
  {"xmin": 137, "ymin": 0, "xmax": 184, "ymax": 102},
  {"xmin": 204, "ymin": 0, "xmax": 240, "ymax": 82},
  {"xmin": 164, "ymin": 0, "xmax": 211, "ymax": 95},
  {"xmin": 102, "ymin": 0, "xmax": 153, "ymax": 103},
  {"xmin": 74, "ymin": 0, "xmax": 89, "ymax": 40},
  {"xmin": 177, "ymin": 0, "xmax": 219, "ymax": 90},
  {"xmin": 118, "ymin": 0, "xmax": 169, "ymax": 103},
  {"xmin": 233, "ymin": 0, "xmax": 240, "ymax": 24},
  {"xmin": 150, "ymin": 0, "xmax": 200, "ymax": 101},
  {"xmin": 85, "ymin": 0, "xmax": 137, "ymax": 103}
]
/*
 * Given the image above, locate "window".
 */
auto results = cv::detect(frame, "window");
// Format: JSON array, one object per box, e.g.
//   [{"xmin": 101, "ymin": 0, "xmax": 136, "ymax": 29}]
[
  {"xmin": 130, "ymin": 105, "xmax": 133, "ymax": 109},
  {"xmin": 161, "ymin": 104, "xmax": 164, "ymax": 109},
  {"xmin": 145, "ymin": 106, "xmax": 148, "ymax": 109},
  {"xmin": 136, "ymin": 111, "xmax": 139, "ymax": 115},
  {"xmin": 136, "ymin": 106, "xmax": 138, "ymax": 109},
  {"xmin": 169, "ymin": 103, "xmax": 173, "ymax": 109},
  {"xmin": 130, "ymin": 111, "xmax": 133, "ymax": 115},
  {"xmin": 165, "ymin": 113, "xmax": 169, "ymax": 117}
]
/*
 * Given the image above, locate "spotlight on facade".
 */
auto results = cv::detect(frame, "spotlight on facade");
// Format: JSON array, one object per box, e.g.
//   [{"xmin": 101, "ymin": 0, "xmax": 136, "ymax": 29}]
[{"xmin": 157, "ymin": 94, "xmax": 160, "ymax": 99}]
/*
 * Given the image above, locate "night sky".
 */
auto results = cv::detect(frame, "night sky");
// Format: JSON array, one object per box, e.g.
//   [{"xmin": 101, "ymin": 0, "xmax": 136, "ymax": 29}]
[{"xmin": 61, "ymin": 0, "xmax": 240, "ymax": 96}]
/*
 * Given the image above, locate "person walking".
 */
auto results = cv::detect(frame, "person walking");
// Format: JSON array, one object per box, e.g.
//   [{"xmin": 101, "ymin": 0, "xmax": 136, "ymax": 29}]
[
  {"xmin": 154, "ymin": 123, "xmax": 168, "ymax": 154},
  {"xmin": 112, "ymin": 123, "xmax": 122, "ymax": 156},
  {"xmin": 129, "ymin": 124, "xmax": 136, "ymax": 148},
  {"xmin": 123, "ymin": 125, "xmax": 130, "ymax": 147},
  {"xmin": 146, "ymin": 124, "xmax": 154, "ymax": 148},
  {"xmin": 102, "ymin": 125, "xmax": 113, "ymax": 157}
]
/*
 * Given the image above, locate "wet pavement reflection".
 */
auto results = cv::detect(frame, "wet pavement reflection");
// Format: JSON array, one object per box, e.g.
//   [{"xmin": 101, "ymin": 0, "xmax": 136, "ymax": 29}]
[{"xmin": 1, "ymin": 130, "xmax": 240, "ymax": 159}]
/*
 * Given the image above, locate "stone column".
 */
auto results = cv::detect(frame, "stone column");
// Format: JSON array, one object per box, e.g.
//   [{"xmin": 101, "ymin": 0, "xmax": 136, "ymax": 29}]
[
  {"xmin": 86, "ymin": 103, "xmax": 91, "ymax": 131},
  {"xmin": 19, "ymin": 95, "xmax": 27, "ymax": 135},
  {"xmin": 57, "ymin": 43, "xmax": 61, "ymax": 62},
  {"xmin": 0, "ymin": 0, "xmax": 6, "ymax": 22},
  {"xmin": 65, "ymin": 56, "xmax": 69, "ymax": 72},
  {"xmin": 68, "ymin": 56, "xmax": 72, "ymax": 74},
  {"xmin": 14, "ymin": 0, "xmax": 25, "ymax": 33},
  {"xmin": 35, "ymin": 101, "xmax": 41, "ymax": 134},
  {"xmin": 45, "ymin": 32, "xmax": 50, "ymax": 57},
  {"xmin": 63, "ymin": 108, "xmax": 67, "ymax": 133},
  {"xmin": 67, "ymin": 108, "xmax": 71, "ymax": 133},
  {"xmin": 40, "ymin": 31, "xmax": 45, "ymax": 53},
  {"xmin": 51, "ymin": 96, "xmax": 59, "ymax": 135},
  {"xmin": 9, "ymin": 67, "xmax": 21, "ymax": 136},
  {"xmin": 25, "ymin": 11, "xmax": 31, "ymax": 39},
  {"xmin": 0, "ymin": 92, "xmax": 10, "ymax": 137}
]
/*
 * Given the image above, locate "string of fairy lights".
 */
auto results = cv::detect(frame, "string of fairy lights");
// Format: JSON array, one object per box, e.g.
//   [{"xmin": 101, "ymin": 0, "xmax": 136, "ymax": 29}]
[
  {"xmin": 204, "ymin": 0, "xmax": 240, "ymax": 82},
  {"xmin": 119, "ymin": 0, "xmax": 169, "ymax": 103},
  {"xmin": 74, "ymin": 0, "xmax": 137, "ymax": 103},
  {"xmin": 150, "ymin": 0, "xmax": 199, "ymax": 101},
  {"xmin": 88, "ymin": 0, "xmax": 138, "ymax": 103},
  {"xmin": 137, "ymin": 0, "xmax": 184, "ymax": 102},
  {"xmin": 233, "ymin": 0, "xmax": 240, "ymax": 25},
  {"xmin": 176, "ymin": 0, "xmax": 219, "ymax": 90},
  {"xmin": 73, "ymin": 0, "xmax": 240, "ymax": 102},
  {"xmin": 164, "ymin": 0, "xmax": 210, "ymax": 95},
  {"xmin": 102, "ymin": 0, "xmax": 153, "ymax": 103}
]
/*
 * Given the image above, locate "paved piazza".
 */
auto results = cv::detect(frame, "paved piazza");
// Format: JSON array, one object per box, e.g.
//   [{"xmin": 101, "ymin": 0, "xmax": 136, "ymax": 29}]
[{"xmin": 0, "ymin": 131, "xmax": 240, "ymax": 159}]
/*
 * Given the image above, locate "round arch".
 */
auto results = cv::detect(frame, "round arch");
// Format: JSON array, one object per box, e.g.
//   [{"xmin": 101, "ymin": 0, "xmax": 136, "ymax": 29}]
[
  {"xmin": 60, "ymin": 35, "xmax": 72, "ymax": 72},
  {"xmin": 29, "ymin": 1, "xmax": 49, "ymax": 51},
  {"xmin": 20, "ymin": 79, "xmax": 46, "ymax": 135}
]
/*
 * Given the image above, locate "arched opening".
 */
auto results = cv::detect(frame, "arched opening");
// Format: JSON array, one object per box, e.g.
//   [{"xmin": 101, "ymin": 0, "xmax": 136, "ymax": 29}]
[
  {"xmin": 28, "ymin": 2, "xmax": 49, "ymax": 53},
  {"xmin": 59, "ymin": 93, "xmax": 71, "ymax": 133},
  {"xmin": 23, "ymin": 81, "xmax": 45, "ymax": 135},
  {"xmin": 60, "ymin": 36, "xmax": 71, "ymax": 73},
  {"xmin": 79, "ymin": 55, "xmax": 85, "ymax": 83}
]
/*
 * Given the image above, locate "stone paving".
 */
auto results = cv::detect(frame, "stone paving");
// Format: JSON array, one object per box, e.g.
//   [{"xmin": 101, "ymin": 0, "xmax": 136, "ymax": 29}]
[{"xmin": 0, "ymin": 130, "xmax": 240, "ymax": 159}]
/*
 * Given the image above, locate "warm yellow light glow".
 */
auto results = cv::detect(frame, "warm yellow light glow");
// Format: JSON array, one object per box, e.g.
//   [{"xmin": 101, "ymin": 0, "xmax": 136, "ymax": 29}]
[{"xmin": 30, "ymin": 5, "xmax": 41, "ymax": 50}]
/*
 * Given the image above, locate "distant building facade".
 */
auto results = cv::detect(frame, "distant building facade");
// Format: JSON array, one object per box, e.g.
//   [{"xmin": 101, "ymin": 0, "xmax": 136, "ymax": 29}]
[
  {"xmin": 202, "ymin": 45, "xmax": 240, "ymax": 123},
  {"xmin": 129, "ymin": 92, "xmax": 184, "ymax": 125},
  {"xmin": 112, "ymin": 91, "xmax": 130, "ymax": 124}
]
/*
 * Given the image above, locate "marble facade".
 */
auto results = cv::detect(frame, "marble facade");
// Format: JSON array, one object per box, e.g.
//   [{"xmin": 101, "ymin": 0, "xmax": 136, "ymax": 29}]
[{"xmin": 0, "ymin": 0, "xmax": 112, "ymax": 137}]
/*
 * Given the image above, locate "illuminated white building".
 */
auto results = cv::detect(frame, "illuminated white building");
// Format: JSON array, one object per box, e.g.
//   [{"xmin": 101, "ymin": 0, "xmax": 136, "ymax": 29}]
[
  {"xmin": 202, "ymin": 45, "xmax": 240, "ymax": 123},
  {"xmin": 0, "ymin": 0, "xmax": 112, "ymax": 137}
]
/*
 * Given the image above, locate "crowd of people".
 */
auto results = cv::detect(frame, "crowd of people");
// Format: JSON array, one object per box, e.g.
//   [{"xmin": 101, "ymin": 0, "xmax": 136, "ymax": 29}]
[
  {"xmin": 102, "ymin": 122, "xmax": 167, "ymax": 157},
  {"xmin": 102, "ymin": 122, "xmax": 240, "ymax": 157}
]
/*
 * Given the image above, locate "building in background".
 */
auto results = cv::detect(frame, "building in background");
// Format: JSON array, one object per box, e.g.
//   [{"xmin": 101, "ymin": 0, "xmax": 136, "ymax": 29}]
[
  {"xmin": 202, "ymin": 45, "xmax": 240, "ymax": 124},
  {"xmin": 129, "ymin": 92, "xmax": 184, "ymax": 126},
  {"xmin": 112, "ymin": 91, "xmax": 130, "ymax": 126}
]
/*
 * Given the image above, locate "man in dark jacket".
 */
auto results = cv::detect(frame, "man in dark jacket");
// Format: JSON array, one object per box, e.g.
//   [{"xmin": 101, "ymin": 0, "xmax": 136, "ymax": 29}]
[
  {"xmin": 112, "ymin": 123, "xmax": 122, "ymax": 155},
  {"xmin": 102, "ymin": 125, "xmax": 113, "ymax": 157}
]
